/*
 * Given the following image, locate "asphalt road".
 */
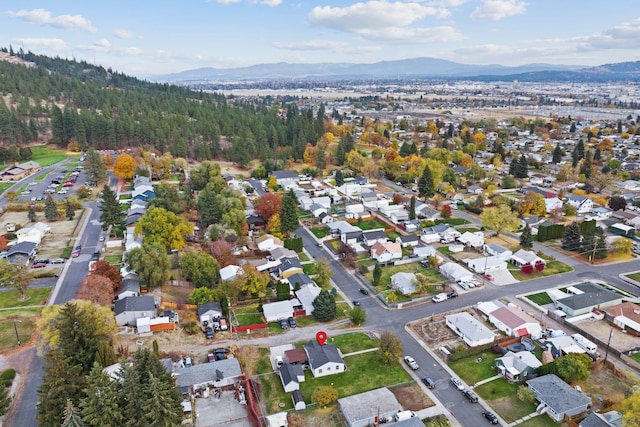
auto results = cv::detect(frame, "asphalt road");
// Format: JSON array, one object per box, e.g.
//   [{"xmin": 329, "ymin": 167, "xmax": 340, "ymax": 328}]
[{"xmin": 4, "ymin": 173, "xmax": 117, "ymax": 427}]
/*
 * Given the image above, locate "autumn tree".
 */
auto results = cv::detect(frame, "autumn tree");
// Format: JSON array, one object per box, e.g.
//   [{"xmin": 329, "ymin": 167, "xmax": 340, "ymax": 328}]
[
  {"xmin": 379, "ymin": 332, "xmax": 403, "ymax": 365},
  {"xmin": 609, "ymin": 195, "xmax": 627, "ymax": 211},
  {"xmin": 180, "ymin": 251, "xmax": 220, "ymax": 288},
  {"xmin": 254, "ymin": 192, "xmax": 282, "ymax": 223},
  {"xmin": 124, "ymin": 242, "xmax": 170, "ymax": 288},
  {"xmin": 235, "ymin": 265, "xmax": 270, "ymax": 297},
  {"xmin": 0, "ymin": 236, "xmax": 8, "ymax": 252},
  {"xmin": 518, "ymin": 191, "xmax": 546, "ymax": 216},
  {"xmin": 311, "ymin": 386, "xmax": 338, "ymax": 407},
  {"xmin": 313, "ymin": 259, "xmax": 332, "ymax": 287},
  {"xmin": 113, "ymin": 153, "xmax": 136, "ymax": 180},
  {"xmin": 91, "ymin": 260, "xmax": 122, "ymax": 286},
  {"xmin": 134, "ymin": 206, "xmax": 194, "ymax": 250},
  {"xmin": 349, "ymin": 306, "xmax": 366, "ymax": 325},
  {"xmin": 479, "ymin": 205, "xmax": 520, "ymax": 236},
  {"xmin": 187, "ymin": 287, "xmax": 218, "ymax": 306},
  {"xmin": 620, "ymin": 388, "xmax": 640, "ymax": 427},
  {"xmin": 553, "ymin": 353, "xmax": 592, "ymax": 382},
  {"xmin": 209, "ymin": 239, "xmax": 236, "ymax": 268},
  {"xmin": 440, "ymin": 204, "xmax": 452, "ymax": 219},
  {"xmin": 75, "ymin": 275, "xmax": 114, "ymax": 306},
  {"xmin": 0, "ymin": 260, "xmax": 33, "ymax": 300}
]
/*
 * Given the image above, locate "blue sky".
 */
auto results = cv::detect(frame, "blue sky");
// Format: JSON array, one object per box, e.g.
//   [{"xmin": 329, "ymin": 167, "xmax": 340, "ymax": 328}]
[{"xmin": 2, "ymin": 1, "xmax": 640, "ymax": 77}]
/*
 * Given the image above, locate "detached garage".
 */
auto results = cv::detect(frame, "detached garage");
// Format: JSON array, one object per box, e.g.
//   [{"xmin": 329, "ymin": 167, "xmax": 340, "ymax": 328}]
[
  {"xmin": 439, "ymin": 262, "xmax": 474, "ymax": 282},
  {"xmin": 263, "ymin": 300, "xmax": 294, "ymax": 323}
]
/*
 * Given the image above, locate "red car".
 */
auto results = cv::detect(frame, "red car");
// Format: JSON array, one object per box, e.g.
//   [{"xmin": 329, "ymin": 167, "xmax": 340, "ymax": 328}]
[
  {"xmin": 483, "ymin": 273, "xmax": 495, "ymax": 281},
  {"xmin": 31, "ymin": 263, "xmax": 47, "ymax": 269},
  {"xmin": 63, "ymin": 182, "xmax": 73, "ymax": 187}
]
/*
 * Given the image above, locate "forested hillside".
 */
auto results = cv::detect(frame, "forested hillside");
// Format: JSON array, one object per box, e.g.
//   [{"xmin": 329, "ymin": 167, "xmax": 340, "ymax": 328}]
[{"xmin": 0, "ymin": 48, "xmax": 324, "ymax": 165}]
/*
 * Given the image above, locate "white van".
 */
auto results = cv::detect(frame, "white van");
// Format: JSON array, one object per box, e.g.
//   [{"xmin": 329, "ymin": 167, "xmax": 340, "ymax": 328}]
[
  {"xmin": 395, "ymin": 410, "xmax": 416, "ymax": 421},
  {"xmin": 432, "ymin": 293, "xmax": 448, "ymax": 303}
]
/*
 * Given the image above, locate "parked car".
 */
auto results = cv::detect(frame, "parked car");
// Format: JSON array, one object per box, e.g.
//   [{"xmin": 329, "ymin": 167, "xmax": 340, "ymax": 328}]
[
  {"xmin": 33, "ymin": 258, "xmax": 49, "ymax": 264},
  {"xmin": 279, "ymin": 318, "xmax": 288, "ymax": 329},
  {"xmin": 212, "ymin": 347, "xmax": 230, "ymax": 354},
  {"xmin": 99, "ymin": 235, "xmax": 105, "ymax": 241},
  {"xmin": 353, "ymin": 300, "xmax": 361, "ymax": 306},
  {"xmin": 403, "ymin": 356, "xmax": 419, "ymax": 370},
  {"xmin": 432, "ymin": 293, "xmax": 448, "ymax": 303},
  {"xmin": 450, "ymin": 377, "xmax": 464, "ymax": 391},
  {"xmin": 421, "ymin": 376, "xmax": 436, "ymax": 389},
  {"xmin": 31, "ymin": 263, "xmax": 47, "ymax": 269},
  {"xmin": 483, "ymin": 273, "xmax": 494, "ymax": 281},
  {"xmin": 58, "ymin": 189, "xmax": 67, "ymax": 194},
  {"xmin": 50, "ymin": 258, "xmax": 65, "ymax": 264},
  {"xmin": 287, "ymin": 316, "xmax": 297, "ymax": 328},
  {"xmin": 462, "ymin": 389, "xmax": 478, "ymax": 403},
  {"xmin": 482, "ymin": 411, "xmax": 499, "ymax": 424},
  {"xmin": 205, "ymin": 327, "xmax": 213, "ymax": 339},
  {"xmin": 447, "ymin": 291, "xmax": 458, "ymax": 299},
  {"xmin": 359, "ymin": 288, "xmax": 369, "ymax": 295}
]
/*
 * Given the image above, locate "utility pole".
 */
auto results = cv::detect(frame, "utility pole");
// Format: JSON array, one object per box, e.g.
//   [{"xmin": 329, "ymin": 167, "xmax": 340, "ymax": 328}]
[
  {"xmin": 591, "ymin": 234, "xmax": 598, "ymax": 264},
  {"xmin": 603, "ymin": 328, "xmax": 613, "ymax": 364},
  {"xmin": 13, "ymin": 319, "xmax": 21, "ymax": 346}
]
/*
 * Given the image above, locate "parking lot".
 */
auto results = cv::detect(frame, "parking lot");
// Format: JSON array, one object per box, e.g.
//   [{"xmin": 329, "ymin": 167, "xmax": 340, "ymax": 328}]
[{"xmin": 16, "ymin": 163, "xmax": 93, "ymax": 204}]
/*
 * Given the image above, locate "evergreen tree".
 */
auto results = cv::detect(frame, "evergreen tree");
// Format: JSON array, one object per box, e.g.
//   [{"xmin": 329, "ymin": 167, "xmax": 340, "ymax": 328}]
[
  {"xmin": 552, "ymin": 143, "xmax": 563, "ymax": 163},
  {"xmin": 580, "ymin": 151, "xmax": 593, "ymax": 178},
  {"xmin": 0, "ymin": 380, "xmax": 10, "ymax": 417},
  {"xmin": 576, "ymin": 139, "xmax": 585, "ymax": 159},
  {"xmin": 61, "ymin": 399, "xmax": 86, "ymax": 427},
  {"xmin": 594, "ymin": 147, "xmax": 601, "ymax": 161},
  {"xmin": 569, "ymin": 122, "xmax": 576, "ymax": 133},
  {"xmin": 84, "ymin": 149, "xmax": 106, "ymax": 182},
  {"xmin": 373, "ymin": 262, "xmax": 382, "ymax": 287},
  {"xmin": 520, "ymin": 224, "xmax": 533, "ymax": 249},
  {"xmin": 594, "ymin": 227, "xmax": 608, "ymax": 259},
  {"xmin": 98, "ymin": 185, "xmax": 123, "ymax": 229},
  {"xmin": 279, "ymin": 189, "xmax": 299, "ymax": 236},
  {"xmin": 28, "ymin": 204, "xmax": 36, "ymax": 222},
  {"xmin": 44, "ymin": 194, "xmax": 59, "ymax": 221},
  {"xmin": 515, "ymin": 153, "xmax": 529, "ymax": 178},
  {"xmin": 335, "ymin": 170, "xmax": 344, "ymax": 187},
  {"xmin": 335, "ymin": 142, "xmax": 345, "ymax": 166},
  {"xmin": 409, "ymin": 195, "xmax": 416, "ymax": 220},
  {"xmin": 417, "ymin": 165, "xmax": 434, "ymax": 200},
  {"xmin": 312, "ymin": 289, "xmax": 336, "ymax": 322},
  {"xmin": 65, "ymin": 199, "xmax": 75, "ymax": 220},
  {"xmin": 81, "ymin": 363, "xmax": 124, "ymax": 427},
  {"xmin": 561, "ymin": 223, "xmax": 581, "ymax": 251}
]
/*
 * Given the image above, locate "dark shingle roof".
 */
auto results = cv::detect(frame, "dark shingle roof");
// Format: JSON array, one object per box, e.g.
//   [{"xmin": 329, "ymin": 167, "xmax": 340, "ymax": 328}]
[
  {"xmin": 527, "ymin": 374, "xmax": 591, "ymax": 415},
  {"xmin": 197, "ymin": 301, "xmax": 222, "ymax": 317},
  {"xmin": 362, "ymin": 229, "xmax": 388, "ymax": 241},
  {"xmin": 287, "ymin": 273, "xmax": 313, "ymax": 287},
  {"xmin": 303, "ymin": 341, "xmax": 343, "ymax": 369},
  {"xmin": 280, "ymin": 257, "xmax": 302, "ymax": 271},
  {"xmin": 559, "ymin": 282, "xmax": 621, "ymax": 310},
  {"xmin": 113, "ymin": 295, "xmax": 155, "ymax": 315},
  {"xmin": 279, "ymin": 363, "xmax": 302, "ymax": 386}
]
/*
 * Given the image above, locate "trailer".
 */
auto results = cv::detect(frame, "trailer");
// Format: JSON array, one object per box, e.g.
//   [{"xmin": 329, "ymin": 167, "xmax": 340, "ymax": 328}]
[{"xmin": 571, "ymin": 333, "xmax": 597, "ymax": 356}]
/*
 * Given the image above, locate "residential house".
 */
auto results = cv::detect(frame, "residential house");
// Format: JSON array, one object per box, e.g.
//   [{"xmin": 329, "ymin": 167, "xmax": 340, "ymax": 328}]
[
  {"xmin": 527, "ymin": 374, "xmax": 591, "ymax": 422},
  {"xmin": 495, "ymin": 351, "xmax": 542, "ymax": 382},
  {"xmin": 457, "ymin": 231, "xmax": 485, "ymax": 248},
  {"xmin": 421, "ymin": 224, "xmax": 458, "ymax": 244},
  {"xmin": 270, "ymin": 247, "xmax": 298, "ymax": 261},
  {"xmin": 246, "ymin": 215, "xmax": 266, "ymax": 231},
  {"xmin": 263, "ymin": 300, "xmax": 295, "ymax": 323},
  {"xmin": 488, "ymin": 306, "xmax": 542, "ymax": 337},
  {"xmin": 544, "ymin": 197, "xmax": 564, "ymax": 213},
  {"xmin": 413, "ymin": 245, "xmax": 436, "ymax": 259},
  {"xmin": 464, "ymin": 255, "xmax": 507, "ymax": 274},
  {"xmin": 339, "ymin": 388, "xmax": 402, "ymax": 427},
  {"xmin": 391, "ymin": 272, "xmax": 416, "ymax": 295},
  {"xmin": 370, "ymin": 241, "xmax": 402, "ymax": 263},
  {"xmin": 271, "ymin": 170, "xmax": 299, "ymax": 189},
  {"xmin": 396, "ymin": 234, "xmax": 419, "ymax": 248},
  {"xmin": 403, "ymin": 219, "xmax": 420, "ymax": 233},
  {"xmin": 173, "ymin": 358, "xmax": 243, "ymax": 393},
  {"xmin": 295, "ymin": 283, "xmax": 321, "ymax": 315},
  {"xmin": 197, "ymin": 301, "xmax": 223, "ymax": 324},
  {"xmin": 265, "ymin": 413, "xmax": 288, "ymax": 427},
  {"xmin": 467, "ymin": 185, "xmax": 483, "ymax": 195},
  {"xmin": 117, "ymin": 278, "xmax": 140, "ymax": 300},
  {"xmin": 15, "ymin": 222, "xmax": 51, "ymax": 245},
  {"xmin": 361, "ymin": 229, "xmax": 388, "ymax": 246},
  {"xmin": 602, "ymin": 302, "xmax": 640, "ymax": 336},
  {"xmin": 542, "ymin": 335, "xmax": 587, "ymax": 358},
  {"xmin": 311, "ymin": 196, "xmax": 331, "ymax": 210},
  {"xmin": 345, "ymin": 203, "xmax": 366, "ymax": 219},
  {"xmin": 589, "ymin": 207, "xmax": 613, "ymax": 221},
  {"xmin": 483, "ymin": 243, "xmax": 512, "ymax": 260},
  {"xmin": 439, "ymin": 262, "xmax": 473, "ymax": 283},
  {"xmin": 360, "ymin": 191, "xmax": 379, "ymax": 209},
  {"xmin": 219, "ymin": 265, "xmax": 243, "ymax": 282},
  {"xmin": 303, "ymin": 340, "xmax": 345, "ymax": 377},
  {"xmin": 279, "ymin": 363, "xmax": 305, "ymax": 392},
  {"xmin": 567, "ymin": 194, "xmax": 594, "ymax": 214},
  {"xmin": 114, "ymin": 295, "xmax": 156, "ymax": 326},
  {"xmin": 414, "ymin": 203, "xmax": 440, "ymax": 220},
  {"xmin": 0, "ymin": 161, "xmax": 41, "ymax": 181},
  {"xmin": 510, "ymin": 249, "xmax": 545, "ymax": 268},
  {"xmin": 287, "ymin": 273, "xmax": 314, "ymax": 289},
  {"xmin": 445, "ymin": 312, "xmax": 496, "ymax": 347},
  {"xmin": 554, "ymin": 282, "xmax": 624, "ymax": 317},
  {"xmin": 279, "ymin": 257, "xmax": 303, "ymax": 279},
  {"xmin": 256, "ymin": 234, "xmax": 284, "ymax": 252},
  {"xmin": 4, "ymin": 241, "xmax": 37, "ymax": 265},
  {"xmin": 579, "ymin": 411, "xmax": 623, "ymax": 427},
  {"xmin": 310, "ymin": 203, "xmax": 328, "ymax": 218},
  {"xmin": 318, "ymin": 212, "xmax": 333, "ymax": 224}
]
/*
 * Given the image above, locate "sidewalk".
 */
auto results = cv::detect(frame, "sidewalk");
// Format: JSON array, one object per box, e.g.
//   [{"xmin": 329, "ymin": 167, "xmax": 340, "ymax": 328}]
[{"xmin": 508, "ymin": 411, "xmax": 541, "ymax": 426}]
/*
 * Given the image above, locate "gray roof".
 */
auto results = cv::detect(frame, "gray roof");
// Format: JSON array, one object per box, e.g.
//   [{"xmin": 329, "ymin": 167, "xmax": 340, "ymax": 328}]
[
  {"xmin": 485, "ymin": 243, "xmax": 509, "ymax": 254},
  {"xmin": 527, "ymin": 374, "xmax": 591, "ymax": 415},
  {"xmin": 279, "ymin": 363, "xmax": 303, "ymax": 387},
  {"xmin": 121, "ymin": 279, "xmax": 140, "ymax": 293},
  {"xmin": 292, "ymin": 389, "xmax": 304, "ymax": 404},
  {"xmin": 287, "ymin": 273, "xmax": 313, "ymax": 287},
  {"xmin": 580, "ymin": 411, "xmax": 622, "ymax": 427},
  {"xmin": 388, "ymin": 418, "xmax": 424, "ymax": 427},
  {"xmin": 113, "ymin": 295, "xmax": 155, "ymax": 315},
  {"xmin": 7, "ymin": 241, "xmax": 37, "ymax": 256},
  {"xmin": 339, "ymin": 388, "xmax": 401, "ymax": 423},
  {"xmin": 362, "ymin": 229, "xmax": 388, "ymax": 241},
  {"xmin": 197, "ymin": 301, "xmax": 222, "ymax": 317},
  {"xmin": 303, "ymin": 341, "xmax": 343, "ymax": 369},
  {"xmin": 271, "ymin": 170, "xmax": 298, "ymax": 180},
  {"xmin": 398, "ymin": 234, "xmax": 419, "ymax": 243},
  {"xmin": 173, "ymin": 358, "xmax": 242, "ymax": 390},
  {"xmin": 280, "ymin": 257, "xmax": 302, "ymax": 271},
  {"xmin": 558, "ymin": 282, "xmax": 621, "ymax": 310}
]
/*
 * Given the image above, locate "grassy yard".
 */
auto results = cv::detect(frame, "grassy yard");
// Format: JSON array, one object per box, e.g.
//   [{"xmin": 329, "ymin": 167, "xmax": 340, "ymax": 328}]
[
  {"xmin": 328, "ymin": 332, "xmax": 378, "ymax": 354},
  {"xmin": 299, "ymin": 351, "xmax": 411, "ymax": 403},
  {"xmin": 624, "ymin": 272, "xmax": 640, "ymax": 283},
  {"xmin": 0, "ymin": 287, "xmax": 51, "ymax": 311},
  {"xmin": 255, "ymin": 347, "xmax": 272, "ymax": 375},
  {"xmin": 448, "ymin": 352, "xmax": 500, "ymax": 385},
  {"xmin": 303, "ymin": 264, "xmax": 316, "ymax": 275},
  {"xmin": 509, "ymin": 260, "xmax": 572, "ymax": 281},
  {"xmin": 0, "ymin": 182, "xmax": 12, "ymax": 194},
  {"xmin": 298, "ymin": 252, "xmax": 310, "ymax": 262},
  {"xmin": 436, "ymin": 218, "xmax": 469, "ymax": 226},
  {"xmin": 457, "ymin": 227, "xmax": 480, "ymax": 233},
  {"xmin": 0, "ymin": 318, "xmax": 36, "ymax": 352},
  {"xmin": 631, "ymin": 352, "xmax": 640, "ymax": 363},
  {"xmin": 259, "ymin": 373, "xmax": 294, "ymax": 413},
  {"xmin": 517, "ymin": 416, "xmax": 567, "ymax": 427},
  {"xmin": 365, "ymin": 263, "xmax": 445, "ymax": 290},
  {"xmin": 31, "ymin": 146, "xmax": 77, "ymax": 166},
  {"xmin": 525, "ymin": 292, "xmax": 553, "ymax": 306},
  {"xmin": 355, "ymin": 219, "xmax": 387, "ymax": 231},
  {"xmin": 233, "ymin": 305, "xmax": 264, "ymax": 326},
  {"xmin": 387, "ymin": 231, "xmax": 400, "ymax": 240},
  {"xmin": 475, "ymin": 380, "xmax": 537, "ymax": 423},
  {"xmin": 309, "ymin": 226, "xmax": 328, "ymax": 239}
]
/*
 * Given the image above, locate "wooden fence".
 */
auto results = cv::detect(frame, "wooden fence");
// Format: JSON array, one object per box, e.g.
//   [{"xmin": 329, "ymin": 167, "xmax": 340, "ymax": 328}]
[{"xmin": 162, "ymin": 301, "xmax": 197, "ymax": 311}]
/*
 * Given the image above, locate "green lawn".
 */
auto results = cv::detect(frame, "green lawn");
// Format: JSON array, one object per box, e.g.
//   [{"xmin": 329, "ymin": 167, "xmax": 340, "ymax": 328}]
[
  {"xmin": 355, "ymin": 219, "xmax": 387, "ymax": 231},
  {"xmin": 475, "ymin": 380, "xmax": 538, "ymax": 423},
  {"xmin": 30, "ymin": 146, "xmax": 77, "ymax": 167},
  {"xmin": 0, "ymin": 182, "xmax": 12, "ymax": 194},
  {"xmin": 328, "ymin": 333, "xmax": 378, "ymax": 354},
  {"xmin": 457, "ymin": 227, "xmax": 480, "ymax": 233},
  {"xmin": 510, "ymin": 260, "xmax": 572, "ymax": 281},
  {"xmin": 365, "ymin": 263, "xmax": 445, "ymax": 290},
  {"xmin": 233, "ymin": 305, "xmax": 264, "ymax": 326},
  {"xmin": 298, "ymin": 252, "xmax": 310, "ymax": 262},
  {"xmin": 0, "ymin": 287, "xmax": 51, "ymax": 310},
  {"xmin": 630, "ymin": 352, "xmax": 640, "ymax": 363},
  {"xmin": 436, "ymin": 218, "xmax": 469, "ymax": 226},
  {"xmin": 34, "ymin": 172, "xmax": 49, "ymax": 181},
  {"xmin": 309, "ymin": 226, "xmax": 328, "ymax": 239},
  {"xmin": 104, "ymin": 255, "xmax": 122, "ymax": 267},
  {"xmin": 387, "ymin": 231, "xmax": 400, "ymax": 241},
  {"xmin": 517, "ymin": 416, "xmax": 567, "ymax": 427},
  {"xmin": 302, "ymin": 264, "xmax": 316, "ymax": 275},
  {"xmin": 448, "ymin": 352, "xmax": 500, "ymax": 385},
  {"xmin": 437, "ymin": 246, "xmax": 452, "ymax": 255},
  {"xmin": 525, "ymin": 292, "xmax": 553, "ymax": 306},
  {"xmin": 624, "ymin": 272, "xmax": 640, "ymax": 283},
  {"xmin": 299, "ymin": 351, "xmax": 411, "ymax": 403},
  {"xmin": 0, "ymin": 318, "xmax": 36, "ymax": 353},
  {"xmin": 255, "ymin": 348, "xmax": 272, "ymax": 375},
  {"xmin": 259, "ymin": 373, "xmax": 294, "ymax": 413}
]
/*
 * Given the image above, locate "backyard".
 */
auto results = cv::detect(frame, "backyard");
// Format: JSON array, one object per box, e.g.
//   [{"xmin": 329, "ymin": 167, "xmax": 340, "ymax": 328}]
[
  {"xmin": 525, "ymin": 291, "xmax": 553, "ymax": 306},
  {"xmin": 475, "ymin": 379, "xmax": 537, "ymax": 423},
  {"xmin": 509, "ymin": 259, "xmax": 572, "ymax": 281},
  {"xmin": 448, "ymin": 352, "xmax": 500, "ymax": 385},
  {"xmin": 355, "ymin": 219, "xmax": 388, "ymax": 231},
  {"xmin": 365, "ymin": 262, "xmax": 445, "ymax": 291}
]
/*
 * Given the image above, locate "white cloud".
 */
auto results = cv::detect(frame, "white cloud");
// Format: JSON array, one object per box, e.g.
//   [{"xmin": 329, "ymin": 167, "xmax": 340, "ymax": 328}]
[
  {"xmin": 94, "ymin": 38, "xmax": 111, "ymax": 48},
  {"xmin": 578, "ymin": 18, "xmax": 640, "ymax": 50},
  {"xmin": 113, "ymin": 28, "xmax": 134, "ymax": 39},
  {"xmin": 359, "ymin": 25, "xmax": 464, "ymax": 43},
  {"xmin": 471, "ymin": 0, "xmax": 526, "ymax": 20},
  {"xmin": 6, "ymin": 8, "xmax": 97, "ymax": 32},
  {"xmin": 273, "ymin": 40, "xmax": 349, "ymax": 51},
  {"xmin": 212, "ymin": 0, "xmax": 241, "ymax": 3},
  {"xmin": 12, "ymin": 37, "xmax": 68, "ymax": 51},
  {"xmin": 254, "ymin": 0, "xmax": 282, "ymax": 5}
]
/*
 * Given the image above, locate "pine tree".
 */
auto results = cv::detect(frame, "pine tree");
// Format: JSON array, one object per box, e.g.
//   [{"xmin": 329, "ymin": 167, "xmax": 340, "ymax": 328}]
[
  {"xmin": 552, "ymin": 143, "xmax": 563, "ymax": 163},
  {"xmin": 373, "ymin": 262, "xmax": 382, "ymax": 287},
  {"xmin": 28, "ymin": 204, "xmax": 36, "ymax": 222},
  {"xmin": 520, "ymin": 224, "xmax": 533, "ymax": 249},
  {"xmin": 279, "ymin": 189, "xmax": 299, "ymax": 236},
  {"xmin": 99, "ymin": 185, "xmax": 123, "ymax": 229},
  {"xmin": 312, "ymin": 289, "xmax": 337, "ymax": 322},
  {"xmin": 65, "ymin": 199, "xmax": 75, "ymax": 220},
  {"xmin": 84, "ymin": 149, "xmax": 106, "ymax": 182},
  {"xmin": 516, "ymin": 153, "xmax": 529, "ymax": 178},
  {"xmin": 81, "ymin": 363, "xmax": 124, "ymax": 426},
  {"xmin": 580, "ymin": 151, "xmax": 593, "ymax": 178},
  {"xmin": 561, "ymin": 223, "xmax": 581, "ymax": 251},
  {"xmin": 576, "ymin": 139, "xmax": 585, "ymax": 159},
  {"xmin": 335, "ymin": 141, "xmax": 345, "ymax": 166},
  {"xmin": 61, "ymin": 399, "xmax": 86, "ymax": 427},
  {"xmin": 44, "ymin": 194, "xmax": 59, "ymax": 221},
  {"xmin": 409, "ymin": 195, "xmax": 416, "ymax": 220},
  {"xmin": 417, "ymin": 165, "xmax": 434, "ymax": 200},
  {"xmin": 335, "ymin": 170, "xmax": 344, "ymax": 187}
]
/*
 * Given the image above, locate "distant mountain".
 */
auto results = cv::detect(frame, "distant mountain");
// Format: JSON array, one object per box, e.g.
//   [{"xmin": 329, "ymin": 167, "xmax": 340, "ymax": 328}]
[
  {"xmin": 471, "ymin": 60, "xmax": 640, "ymax": 82},
  {"xmin": 149, "ymin": 57, "xmax": 584, "ymax": 82}
]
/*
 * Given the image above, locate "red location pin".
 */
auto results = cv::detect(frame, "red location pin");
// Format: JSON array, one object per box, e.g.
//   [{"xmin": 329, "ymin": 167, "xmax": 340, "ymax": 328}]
[{"xmin": 316, "ymin": 331, "xmax": 327, "ymax": 346}]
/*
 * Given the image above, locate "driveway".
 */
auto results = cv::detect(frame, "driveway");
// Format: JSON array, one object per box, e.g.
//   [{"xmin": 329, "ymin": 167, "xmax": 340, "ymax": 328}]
[{"xmin": 490, "ymin": 269, "xmax": 517, "ymax": 286}]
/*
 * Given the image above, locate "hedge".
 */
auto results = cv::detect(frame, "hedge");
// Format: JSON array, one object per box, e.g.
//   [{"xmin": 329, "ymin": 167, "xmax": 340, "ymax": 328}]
[
  {"xmin": 284, "ymin": 237, "xmax": 303, "ymax": 253},
  {"xmin": 537, "ymin": 223, "xmax": 564, "ymax": 242},
  {"xmin": 0, "ymin": 369, "xmax": 16, "ymax": 381}
]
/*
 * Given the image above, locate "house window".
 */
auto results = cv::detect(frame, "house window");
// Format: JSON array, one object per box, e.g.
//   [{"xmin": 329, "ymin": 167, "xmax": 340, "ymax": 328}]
[
  {"xmin": 335, "ymin": 365, "xmax": 340, "ymax": 370},
  {"xmin": 327, "ymin": 366, "xmax": 331, "ymax": 371},
  {"xmin": 318, "ymin": 369, "xmax": 322, "ymax": 374}
]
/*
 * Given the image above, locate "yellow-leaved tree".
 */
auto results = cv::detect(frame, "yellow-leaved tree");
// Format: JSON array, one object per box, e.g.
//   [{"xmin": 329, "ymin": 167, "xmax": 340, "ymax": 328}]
[{"xmin": 113, "ymin": 153, "xmax": 136, "ymax": 180}]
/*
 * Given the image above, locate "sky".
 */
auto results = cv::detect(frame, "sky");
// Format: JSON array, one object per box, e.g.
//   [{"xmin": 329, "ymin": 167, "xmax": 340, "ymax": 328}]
[{"xmin": 1, "ymin": 0, "xmax": 640, "ymax": 77}]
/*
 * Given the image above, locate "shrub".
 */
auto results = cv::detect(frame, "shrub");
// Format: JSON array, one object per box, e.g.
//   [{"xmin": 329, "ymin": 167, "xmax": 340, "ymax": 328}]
[
  {"xmin": 311, "ymin": 386, "xmax": 338, "ymax": 406},
  {"xmin": 0, "ymin": 369, "xmax": 15, "ymax": 381}
]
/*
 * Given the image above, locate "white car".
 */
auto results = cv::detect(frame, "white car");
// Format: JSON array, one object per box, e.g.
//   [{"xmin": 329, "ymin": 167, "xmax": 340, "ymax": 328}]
[
  {"xmin": 450, "ymin": 377, "xmax": 465, "ymax": 391},
  {"xmin": 58, "ymin": 189, "xmax": 67, "ymax": 194},
  {"xmin": 404, "ymin": 356, "xmax": 419, "ymax": 370},
  {"xmin": 28, "ymin": 182, "xmax": 38, "ymax": 186}
]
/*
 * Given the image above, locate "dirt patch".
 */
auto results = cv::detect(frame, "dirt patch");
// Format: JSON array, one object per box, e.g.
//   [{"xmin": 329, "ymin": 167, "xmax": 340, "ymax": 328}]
[
  {"xmin": 289, "ymin": 406, "xmax": 345, "ymax": 427},
  {"xmin": 389, "ymin": 383, "xmax": 434, "ymax": 411},
  {"xmin": 574, "ymin": 319, "xmax": 639, "ymax": 352},
  {"xmin": 484, "ymin": 235, "xmax": 520, "ymax": 251},
  {"xmin": 489, "ymin": 397, "xmax": 521, "ymax": 423},
  {"xmin": 576, "ymin": 367, "xmax": 631, "ymax": 410}
]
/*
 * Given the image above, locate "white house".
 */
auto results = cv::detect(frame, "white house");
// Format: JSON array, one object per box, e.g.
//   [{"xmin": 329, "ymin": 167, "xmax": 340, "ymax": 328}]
[
  {"xmin": 345, "ymin": 203, "xmax": 366, "ymax": 219},
  {"xmin": 544, "ymin": 197, "xmax": 564, "ymax": 213},
  {"xmin": 271, "ymin": 170, "xmax": 299, "ymax": 189},
  {"xmin": 445, "ymin": 312, "xmax": 496, "ymax": 347},
  {"xmin": 15, "ymin": 222, "xmax": 51, "ymax": 244},
  {"xmin": 396, "ymin": 234, "xmax": 420, "ymax": 248},
  {"xmin": 114, "ymin": 296, "xmax": 156, "ymax": 326},
  {"xmin": 413, "ymin": 245, "xmax": 436, "ymax": 259},
  {"xmin": 483, "ymin": 243, "xmax": 512, "ymax": 260},
  {"xmin": 262, "ymin": 300, "xmax": 294, "ymax": 323},
  {"xmin": 370, "ymin": 241, "xmax": 402, "ymax": 263},
  {"xmin": 510, "ymin": 249, "xmax": 545, "ymax": 268},
  {"xmin": 310, "ymin": 203, "xmax": 328, "ymax": 218},
  {"xmin": 361, "ymin": 229, "xmax": 388, "ymax": 247},
  {"xmin": 303, "ymin": 341, "xmax": 345, "ymax": 378},
  {"xmin": 457, "ymin": 231, "xmax": 485, "ymax": 248},
  {"xmin": 566, "ymin": 194, "xmax": 593, "ymax": 214},
  {"xmin": 464, "ymin": 255, "xmax": 507, "ymax": 273},
  {"xmin": 295, "ymin": 284, "xmax": 321, "ymax": 315},
  {"xmin": 219, "ymin": 265, "xmax": 243, "ymax": 282},
  {"xmin": 311, "ymin": 196, "xmax": 332, "ymax": 210},
  {"xmin": 197, "ymin": 301, "xmax": 223, "ymax": 324},
  {"xmin": 440, "ymin": 262, "xmax": 474, "ymax": 282},
  {"xmin": 256, "ymin": 234, "xmax": 284, "ymax": 251},
  {"xmin": 391, "ymin": 272, "xmax": 416, "ymax": 295},
  {"xmin": 488, "ymin": 306, "xmax": 542, "ymax": 337}
]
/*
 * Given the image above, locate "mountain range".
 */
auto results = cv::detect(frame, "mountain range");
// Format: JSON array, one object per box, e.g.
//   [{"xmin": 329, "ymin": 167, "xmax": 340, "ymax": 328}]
[{"xmin": 149, "ymin": 58, "xmax": 640, "ymax": 83}]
